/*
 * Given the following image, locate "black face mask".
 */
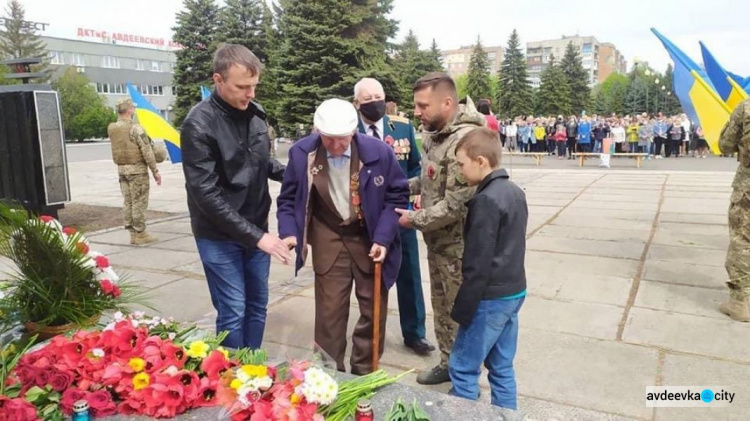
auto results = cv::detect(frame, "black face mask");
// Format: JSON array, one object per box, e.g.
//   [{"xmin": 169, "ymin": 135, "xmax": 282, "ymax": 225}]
[{"xmin": 358, "ymin": 100, "xmax": 386, "ymax": 122}]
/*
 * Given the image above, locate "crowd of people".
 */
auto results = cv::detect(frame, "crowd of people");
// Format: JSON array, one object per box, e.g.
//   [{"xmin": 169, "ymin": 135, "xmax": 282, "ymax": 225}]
[{"xmin": 474, "ymin": 105, "xmax": 712, "ymax": 160}]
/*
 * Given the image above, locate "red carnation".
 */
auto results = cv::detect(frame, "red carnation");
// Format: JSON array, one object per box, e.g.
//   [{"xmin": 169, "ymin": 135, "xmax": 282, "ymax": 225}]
[
  {"xmin": 94, "ymin": 255, "xmax": 110, "ymax": 269},
  {"xmin": 61, "ymin": 388, "xmax": 88, "ymax": 415},
  {"xmin": 100, "ymin": 279, "xmax": 115, "ymax": 295},
  {"xmin": 384, "ymin": 135, "xmax": 395, "ymax": 146},
  {"xmin": 39, "ymin": 215, "xmax": 55, "ymax": 223},
  {"xmin": 62, "ymin": 227, "xmax": 77, "ymax": 236},
  {"xmin": 112, "ymin": 285, "xmax": 122, "ymax": 298},
  {"xmin": 76, "ymin": 242, "xmax": 90, "ymax": 255}
]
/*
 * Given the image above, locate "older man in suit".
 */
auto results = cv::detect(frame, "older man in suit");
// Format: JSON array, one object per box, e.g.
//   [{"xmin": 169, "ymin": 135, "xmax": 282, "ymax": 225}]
[{"xmin": 277, "ymin": 99, "xmax": 409, "ymax": 374}]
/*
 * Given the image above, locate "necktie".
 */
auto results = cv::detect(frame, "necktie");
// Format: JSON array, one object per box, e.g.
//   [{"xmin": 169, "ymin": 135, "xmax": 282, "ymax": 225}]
[{"xmin": 370, "ymin": 125, "xmax": 380, "ymax": 140}]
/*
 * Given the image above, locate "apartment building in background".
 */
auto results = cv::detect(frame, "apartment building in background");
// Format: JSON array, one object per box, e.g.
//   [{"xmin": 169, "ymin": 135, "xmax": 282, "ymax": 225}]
[
  {"xmin": 598, "ymin": 42, "xmax": 628, "ymax": 83},
  {"xmin": 442, "ymin": 45, "xmax": 505, "ymax": 79}
]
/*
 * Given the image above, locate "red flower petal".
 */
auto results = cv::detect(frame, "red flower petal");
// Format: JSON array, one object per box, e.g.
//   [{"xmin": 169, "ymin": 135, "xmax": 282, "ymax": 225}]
[
  {"xmin": 62, "ymin": 227, "xmax": 77, "ymax": 236},
  {"xmin": 94, "ymin": 255, "xmax": 110, "ymax": 269}
]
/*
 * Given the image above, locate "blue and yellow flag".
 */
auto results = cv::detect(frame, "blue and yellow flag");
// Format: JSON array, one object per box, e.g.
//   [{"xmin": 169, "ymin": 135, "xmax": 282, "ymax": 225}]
[
  {"xmin": 699, "ymin": 42, "xmax": 748, "ymax": 109},
  {"xmin": 127, "ymin": 83, "xmax": 182, "ymax": 163},
  {"xmin": 200, "ymin": 85, "xmax": 212, "ymax": 101},
  {"xmin": 651, "ymin": 28, "xmax": 728, "ymax": 155}
]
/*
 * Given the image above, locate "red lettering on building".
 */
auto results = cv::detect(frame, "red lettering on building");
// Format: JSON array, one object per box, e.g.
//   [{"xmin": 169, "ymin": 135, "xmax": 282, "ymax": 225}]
[{"xmin": 77, "ymin": 28, "xmax": 84, "ymax": 36}]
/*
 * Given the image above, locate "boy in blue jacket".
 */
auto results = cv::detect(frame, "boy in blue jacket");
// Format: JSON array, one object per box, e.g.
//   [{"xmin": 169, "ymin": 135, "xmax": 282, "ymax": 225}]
[{"xmin": 449, "ymin": 127, "xmax": 528, "ymax": 410}]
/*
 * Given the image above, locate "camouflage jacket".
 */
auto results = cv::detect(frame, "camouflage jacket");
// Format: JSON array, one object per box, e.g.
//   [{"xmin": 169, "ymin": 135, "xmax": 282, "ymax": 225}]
[
  {"xmin": 408, "ymin": 100, "xmax": 485, "ymax": 240},
  {"xmin": 720, "ymin": 98, "xmax": 750, "ymax": 191}
]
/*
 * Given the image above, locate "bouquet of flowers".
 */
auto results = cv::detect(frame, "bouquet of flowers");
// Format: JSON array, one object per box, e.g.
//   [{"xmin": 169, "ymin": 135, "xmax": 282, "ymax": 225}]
[{"xmin": 0, "ymin": 202, "xmax": 150, "ymax": 330}]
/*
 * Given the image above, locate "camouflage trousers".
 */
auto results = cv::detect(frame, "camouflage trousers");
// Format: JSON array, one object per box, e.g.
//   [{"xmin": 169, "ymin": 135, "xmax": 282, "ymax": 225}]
[
  {"xmin": 119, "ymin": 173, "xmax": 150, "ymax": 233},
  {"xmin": 726, "ymin": 190, "xmax": 750, "ymax": 299},
  {"xmin": 425, "ymin": 242, "xmax": 464, "ymax": 368}
]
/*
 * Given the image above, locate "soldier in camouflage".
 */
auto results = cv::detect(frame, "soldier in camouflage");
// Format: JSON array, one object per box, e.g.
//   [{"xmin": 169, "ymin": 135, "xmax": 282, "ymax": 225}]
[
  {"xmin": 396, "ymin": 72, "xmax": 486, "ymax": 384},
  {"xmin": 719, "ymin": 98, "xmax": 750, "ymax": 322},
  {"xmin": 108, "ymin": 98, "xmax": 162, "ymax": 245}
]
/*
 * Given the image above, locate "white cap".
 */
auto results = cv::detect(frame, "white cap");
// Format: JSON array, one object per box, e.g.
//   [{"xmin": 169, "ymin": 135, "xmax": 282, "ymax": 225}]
[{"xmin": 314, "ymin": 98, "xmax": 358, "ymax": 137}]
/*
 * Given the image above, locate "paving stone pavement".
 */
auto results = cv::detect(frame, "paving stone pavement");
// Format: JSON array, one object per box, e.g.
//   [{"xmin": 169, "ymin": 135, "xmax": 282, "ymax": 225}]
[{"xmin": 2, "ymin": 156, "xmax": 747, "ymax": 420}]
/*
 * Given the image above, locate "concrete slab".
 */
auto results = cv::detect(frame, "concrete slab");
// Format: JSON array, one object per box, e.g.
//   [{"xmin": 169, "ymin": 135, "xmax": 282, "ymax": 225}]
[
  {"xmin": 655, "ymin": 354, "xmax": 750, "ymax": 421},
  {"xmin": 521, "ymin": 296, "xmax": 623, "ymax": 340},
  {"xmin": 663, "ymin": 190, "xmax": 730, "ymax": 200},
  {"xmin": 518, "ymin": 395, "xmax": 639, "ymax": 421},
  {"xmin": 109, "ymin": 247, "xmax": 201, "ymax": 271},
  {"xmin": 147, "ymin": 220, "xmax": 194, "ymax": 235},
  {"xmin": 589, "ymin": 209, "xmax": 658, "ymax": 221},
  {"xmin": 513, "ymin": 329, "xmax": 657, "ymax": 419},
  {"xmin": 535, "ymin": 225, "xmax": 650, "ymax": 243},
  {"xmin": 119, "ymin": 268, "xmax": 185, "ymax": 290},
  {"xmin": 135, "ymin": 278, "xmax": 215, "ymax": 323},
  {"xmin": 634, "ymin": 281, "xmax": 727, "ymax": 319},
  {"xmin": 527, "ymin": 236, "xmax": 644, "ymax": 260},
  {"xmin": 647, "ymin": 244, "xmax": 726, "ymax": 267},
  {"xmin": 641, "ymin": 260, "xmax": 726, "ymax": 290},
  {"xmin": 623, "ymin": 307, "xmax": 750, "ymax": 363},
  {"xmin": 659, "ymin": 212, "xmax": 727, "ymax": 226},
  {"xmin": 577, "ymin": 193, "xmax": 661, "ymax": 203},
  {"xmin": 556, "ymin": 275, "xmax": 633, "ymax": 307},
  {"xmin": 568, "ymin": 200, "xmax": 659, "ymax": 212},
  {"xmin": 661, "ymin": 198, "xmax": 728, "ymax": 215},
  {"xmin": 151, "ymin": 236, "xmax": 199, "ymax": 253},
  {"xmin": 657, "ymin": 221, "xmax": 730, "ymax": 236},
  {"xmin": 527, "ymin": 205, "xmax": 563, "ymax": 216},
  {"xmin": 87, "ymin": 229, "xmax": 183, "ymax": 246},
  {"xmin": 651, "ymin": 230, "xmax": 729, "ymax": 250},
  {"xmin": 553, "ymin": 214, "xmax": 654, "ymax": 231},
  {"xmin": 526, "ymin": 251, "xmax": 640, "ymax": 280},
  {"xmin": 88, "ymin": 242, "xmax": 132, "ymax": 256}
]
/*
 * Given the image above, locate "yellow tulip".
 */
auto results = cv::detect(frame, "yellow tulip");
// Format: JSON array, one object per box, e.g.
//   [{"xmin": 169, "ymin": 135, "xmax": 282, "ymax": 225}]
[
  {"xmin": 186, "ymin": 341, "xmax": 210, "ymax": 359},
  {"xmin": 133, "ymin": 372, "xmax": 150, "ymax": 390},
  {"xmin": 230, "ymin": 379, "xmax": 243, "ymax": 390},
  {"xmin": 128, "ymin": 357, "xmax": 146, "ymax": 373}
]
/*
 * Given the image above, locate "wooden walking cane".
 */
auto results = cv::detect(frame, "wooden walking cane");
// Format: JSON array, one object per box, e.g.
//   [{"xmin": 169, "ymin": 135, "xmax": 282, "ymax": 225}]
[{"xmin": 372, "ymin": 260, "xmax": 382, "ymax": 371}]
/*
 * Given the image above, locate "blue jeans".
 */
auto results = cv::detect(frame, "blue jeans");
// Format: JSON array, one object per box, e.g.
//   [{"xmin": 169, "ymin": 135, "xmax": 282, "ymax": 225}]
[
  {"xmin": 449, "ymin": 297, "xmax": 525, "ymax": 409},
  {"xmin": 195, "ymin": 238, "xmax": 271, "ymax": 349}
]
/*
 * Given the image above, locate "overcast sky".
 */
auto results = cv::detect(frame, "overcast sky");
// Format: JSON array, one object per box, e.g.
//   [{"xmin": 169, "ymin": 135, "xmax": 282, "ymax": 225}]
[{"xmin": 16, "ymin": 0, "xmax": 750, "ymax": 76}]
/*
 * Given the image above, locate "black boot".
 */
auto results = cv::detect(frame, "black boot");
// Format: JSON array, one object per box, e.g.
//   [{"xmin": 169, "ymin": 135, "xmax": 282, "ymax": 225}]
[{"xmin": 416, "ymin": 365, "xmax": 451, "ymax": 385}]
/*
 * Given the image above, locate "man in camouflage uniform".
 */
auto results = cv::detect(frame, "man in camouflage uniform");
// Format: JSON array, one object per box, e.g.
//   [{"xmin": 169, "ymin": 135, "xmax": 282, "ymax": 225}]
[
  {"xmin": 396, "ymin": 72, "xmax": 485, "ymax": 384},
  {"xmin": 108, "ymin": 98, "xmax": 161, "ymax": 245},
  {"xmin": 719, "ymin": 98, "xmax": 750, "ymax": 322}
]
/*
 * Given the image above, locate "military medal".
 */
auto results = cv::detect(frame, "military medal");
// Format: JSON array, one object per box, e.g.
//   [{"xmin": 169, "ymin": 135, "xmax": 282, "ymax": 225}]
[
  {"xmin": 427, "ymin": 164, "xmax": 435, "ymax": 179},
  {"xmin": 350, "ymin": 173, "xmax": 363, "ymax": 223}
]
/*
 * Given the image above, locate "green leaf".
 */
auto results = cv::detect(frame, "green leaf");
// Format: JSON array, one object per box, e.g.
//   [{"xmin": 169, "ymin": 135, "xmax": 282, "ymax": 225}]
[
  {"xmin": 24, "ymin": 385, "xmax": 46, "ymax": 403},
  {"xmin": 410, "ymin": 399, "xmax": 431, "ymax": 420}
]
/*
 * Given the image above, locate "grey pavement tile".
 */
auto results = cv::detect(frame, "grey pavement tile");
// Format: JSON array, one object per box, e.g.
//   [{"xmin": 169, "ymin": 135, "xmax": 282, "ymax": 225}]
[
  {"xmin": 109, "ymin": 247, "xmax": 201, "ymax": 271},
  {"xmin": 526, "ymin": 198, "xmax": 571, "ymax": 207},
  {"xmin": 634, "ymin": 281, "xmax": 727, "ymax": 319},
  {"xmin": 656, "ymin": 221, "xmax": 730, "ymax": 236},
  {"xmin": 527, "ymin": 205, "xmax": 563, "ymax": 216},
  {"xmin": 663, "ymin": 191, "xmax": 731, "ymax": 200},
  {"xmin": 590, "ymin": 209, "xmax": 658, "ymax": 221},
  {"xmin": 659, "ymin": 212, "xmax": 727, "ymax": 226},
  {"xmin": 517, "ymin": 395, "xmax": 640, "ymax": 421},
  {"xmin": 655, "ymin": 354, "xmax": 750, "ymax": 421},
  {"xmin": 150, "ymin": 236, "xmax": 199, "ymax": 253},
  {"xmin": 119, "ymin": 268, "xmax": 185, "ymax": 290},
  {"xmin": 513, "ymin": 329, "xmax": 657, "ymax": 419},
  {"xmin": 647, "ymin": 244, "xmax": 726, "ymax": 267},
  {"xmin": 553, "ymin": 214, "xmax": 654, "ymax": 231},
  {"xmin": 521, "ymin": 296, "xmax": 623, "ymax": 340},
  {"xmin": 135, "ymin": 278, "xmax": 214, "ymax": 323},
  {"xmin": 147, "ymin": 220, "xmax": 194, "ymax": 235},
  {"xmin": 527, "ymin": 236, "xmax": 644, "ymax": 260},
  {"xmin": 622, "ymin": 307, "xmax": 750, "ymax": 363},
  {"xmin": 651, "ymin": 230, "xmax": 729, "ymax": 250},
  {"xmin": 535, "ymin": 225, "xmax": 650, "ymax": 243},
  {"xmin": 556, "ymin": 275, "xmax": 633, "ymax": 307},
  {"xmin": 87, "ymin": 229, "xmax": 183, "ymax": 246},
  {"xmin": 660, "ymin": 198, "xmax": 728, "ymax": 215},
  {"xmin": 526, "ymin": 250, "xmax": 640, "ymax": 280},
  {"xmin": 641, "ymin": 260, "xmax": 727, "ymax": 290},
  {"xmin": 88, "ymin": 242, "xmax": 132, "ymax": 256},
  {"xmin": 568, "ymin": 199, "xmax": 659, "ymax": 212},
  {"xmin": 171, "ymin": 261, "xmax": 207, "ymax": 278},
  {"xmin": 577, "ymin": 193, "xmax": 661, "ymax": 204}
]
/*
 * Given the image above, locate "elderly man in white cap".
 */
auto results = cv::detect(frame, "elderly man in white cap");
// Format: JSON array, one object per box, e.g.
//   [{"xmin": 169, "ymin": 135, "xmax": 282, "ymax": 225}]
[{"xmin": 277, "ymin": 98, "xmax": 409, "ymax": 374}]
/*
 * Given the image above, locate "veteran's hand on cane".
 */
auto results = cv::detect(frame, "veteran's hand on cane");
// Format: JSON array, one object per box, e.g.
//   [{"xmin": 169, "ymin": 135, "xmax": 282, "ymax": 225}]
[
  {"xmin": 258, "ymin": 233, "xmax": 292, "ymax": 264},
  {"xmin": 394, "ymin": 208, "xmax": 413, "ymax": 229},
  {"xmin": 369, "ymin": 243, "xmax": 387, "ymax": 263}
]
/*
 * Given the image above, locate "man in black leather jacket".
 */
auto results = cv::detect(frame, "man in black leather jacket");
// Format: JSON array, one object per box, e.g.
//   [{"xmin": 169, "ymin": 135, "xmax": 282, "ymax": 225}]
[{"xmin": 180, "ymin": 44, "xmax": 290, "ymax": 350}]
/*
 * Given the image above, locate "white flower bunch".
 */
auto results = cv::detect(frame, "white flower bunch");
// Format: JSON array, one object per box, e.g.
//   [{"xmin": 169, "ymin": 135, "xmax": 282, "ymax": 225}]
[
  {"xmin": 104, "ymin": 312, "xmax": 171, "ymax": 331},
  {"xmin": 296, "ymin": 366, "xmax": 338, "ymax": 405}
]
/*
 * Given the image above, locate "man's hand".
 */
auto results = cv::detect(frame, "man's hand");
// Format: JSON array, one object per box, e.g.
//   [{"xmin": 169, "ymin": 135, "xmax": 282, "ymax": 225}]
[
  {"xmin": 369, "ymin": 243, "xmax": 387, "ymax": 263},
  {"xmin": 413, "ymin": 195, "xmax": 422, "ymax": 210},
  {"xmin": 395, "ymin": 208, "xmax": 413, "ymax": 229},
  {"xmin": 154, "ymin": 173, "xmax": 162, "ymax": 186},
  {"xmin": 282, "ymin": 236, "xmax": 297, "ymax": 250},
  {"xmin": 257, "ymin": 233, "xmax": 292, "ymax": 264}
]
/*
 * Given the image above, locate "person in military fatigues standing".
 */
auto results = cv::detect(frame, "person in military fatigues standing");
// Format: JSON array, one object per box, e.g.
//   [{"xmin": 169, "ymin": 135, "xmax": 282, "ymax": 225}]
[
  {"xmin": 108, "ymin": 98, "xmax": 161, "ymax": 245},
  {"xmin": 719, "ymin": 98, "xmax": 750, "ymax": 322},
  {"xmin": 354, "ymin": 77, "xmax": 435, "ymax": 356},
  {"xmin": 396, "ymin": 73, "xmax": 486, "ymax": 384}
]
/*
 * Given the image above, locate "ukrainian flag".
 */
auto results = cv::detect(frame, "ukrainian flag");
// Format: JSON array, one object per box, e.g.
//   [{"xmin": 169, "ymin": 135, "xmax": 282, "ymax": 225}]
[
  {"xmin": 651, "ymin": 28, "xmax": 728, "ymax": 155},
  {"xmin": 700, "ymin": 42, "xmax": 748, "ymax": 109},
  {"xmin": 127, "ymin": 83, "xmax": 182, "ymax": 163}
]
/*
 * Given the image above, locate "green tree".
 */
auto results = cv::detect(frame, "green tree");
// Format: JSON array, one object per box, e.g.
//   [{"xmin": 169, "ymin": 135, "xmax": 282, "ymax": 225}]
[
  {"xmin": 426, "ymin": 39, "xmax": 444, "ymax": 72},
  {"xmin": 392, "ymin": 30, "xmax": 439, "ymax": 113},
  {"xmin": 0, "ymin": 0, "xmax": 48, "ymax": 80},
  {"xmin": 455, "ymin": 74, "xmax": 468, "ymax": 99},
  {"xmin": 172, "ymin": 0, "xmax": 220, "ymax": 126},
  {"xmin": 662, "ymin": 64, "xmax": 682, "ymax": 115},
  {"xmin": 560, "ymin": 42, "xmax": 590, "ymax": 115},
  {"xmin": 216, "ymin": 0, "xmax": 266, "ymax": 60},
  {"xmin": 589, "ymin": 85, "xmax": 608, "ymax": 115},
  {"xmin": 466, "ymin": 36, "xmax": 492, "ymax": 103},
  {"xmin": 257, "ymin": 1, "xmax": 281, "ymax": 126},
  {"xmin": 274, "ymin": 0, "xmax": 397, "ymax": 131},
  {"xmin": 536, "ymin": 56, "xmax": 571, "ymax": 117},
  {"xmin": 53, "ymin": 67, "xmax": 116, "ymax": 141},
  {"xmin": 624, "ymin": 76, "xmax": 647, "ymax": 114},
  {"xmin": 597, "ymin": 73, "xmax": 630, "ymax": 115},
  {"xmin": 497, "ymin": 29, "xmax": 532, "ymax": 118}
]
